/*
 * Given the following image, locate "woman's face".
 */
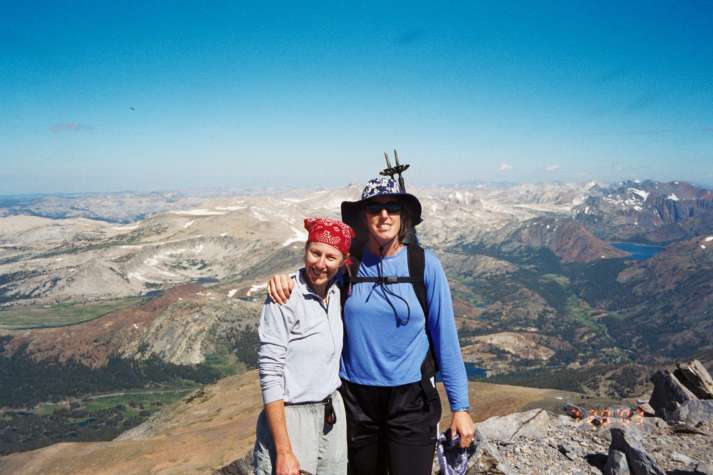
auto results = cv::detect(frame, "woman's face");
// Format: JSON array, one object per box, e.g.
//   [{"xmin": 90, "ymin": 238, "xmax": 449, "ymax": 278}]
[
  {"xmin": 304, "ymin": 241, "xmax": 344, "ymax": 288},
  {"xmin": 363, "ymin": 196, "xmax": 402, "ymax": 245}
]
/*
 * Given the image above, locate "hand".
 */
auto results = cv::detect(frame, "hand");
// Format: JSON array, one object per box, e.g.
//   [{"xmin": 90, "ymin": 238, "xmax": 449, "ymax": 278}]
[
  {"xmin": 267, "ymin": 274, "xmax": 294, "ymax": 305},
  {"xmin": 275, "ymin": 451, "xmax": 301, "ymax": 475},
  {"xmin": 449, "ymin": 410, "xmax": 475, "ymax": 448}
]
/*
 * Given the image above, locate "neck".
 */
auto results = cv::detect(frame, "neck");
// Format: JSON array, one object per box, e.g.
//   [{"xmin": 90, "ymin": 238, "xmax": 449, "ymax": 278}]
[
  {"xmin": 304, "ymin": 272, "xmax": 328, "ymax": 299},
  {"xmin": 367, "ymin": 236, "xmax": 402, "ymax": 257}
]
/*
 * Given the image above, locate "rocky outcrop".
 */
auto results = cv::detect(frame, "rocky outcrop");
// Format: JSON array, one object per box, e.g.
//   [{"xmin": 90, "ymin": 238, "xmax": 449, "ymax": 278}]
[
  {"xmin": 433, "ymin": 361, "xmax": 713, "ymax": 474},
  {"xmin": 649, "ymin": 360, "xmax": 713, "ymax": 424},
  {"xmin": 673, "ymin": 360, "xmax": 713, "ymax": 400},
  {"xmin": 475, "ymin": 409, "xmax": 550, "ymax": 443},
  {"xmin": 609, "ymin": 427, "xmax": 664, "ymax": 475},
  {"xmin": 649, "ymin": 370, "xmax": 697, "ymax": 421}
]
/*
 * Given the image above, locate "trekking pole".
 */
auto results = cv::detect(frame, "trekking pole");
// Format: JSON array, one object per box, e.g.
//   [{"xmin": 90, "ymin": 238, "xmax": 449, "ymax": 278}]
[{"xmin": 380, "ymin": 148, "xmax": 410, "ymax": 193}]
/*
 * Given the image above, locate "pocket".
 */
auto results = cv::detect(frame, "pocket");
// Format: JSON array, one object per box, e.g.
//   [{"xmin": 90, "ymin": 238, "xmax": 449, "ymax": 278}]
[{"xmin": 420, "ymin": 376, "xmax": 438, "ymax": 403}]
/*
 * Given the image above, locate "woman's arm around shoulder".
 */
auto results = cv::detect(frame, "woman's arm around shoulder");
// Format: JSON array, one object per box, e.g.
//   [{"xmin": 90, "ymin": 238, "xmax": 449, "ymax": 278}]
[{"xmin": 267, "ymin": 273, "xmax": 296, "ymax": 305}]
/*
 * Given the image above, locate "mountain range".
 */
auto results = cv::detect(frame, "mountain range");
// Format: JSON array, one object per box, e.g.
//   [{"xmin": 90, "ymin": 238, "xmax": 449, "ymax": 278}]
[{"xmin": 1, "ymin": 178, "xmax": 713, "ymax": 456}]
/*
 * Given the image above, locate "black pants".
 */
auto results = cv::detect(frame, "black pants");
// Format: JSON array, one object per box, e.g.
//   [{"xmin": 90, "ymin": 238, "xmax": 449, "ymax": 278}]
[{"xmin": 340, "ymin": 378, "xmax": 441, "ymax": 475}]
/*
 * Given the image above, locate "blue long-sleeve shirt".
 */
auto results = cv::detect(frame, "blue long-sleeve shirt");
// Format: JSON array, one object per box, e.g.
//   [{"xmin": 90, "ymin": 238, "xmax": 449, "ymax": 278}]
[{"xmin": 340, "ymin": 246, "xmax": 470, "ymax": 410}]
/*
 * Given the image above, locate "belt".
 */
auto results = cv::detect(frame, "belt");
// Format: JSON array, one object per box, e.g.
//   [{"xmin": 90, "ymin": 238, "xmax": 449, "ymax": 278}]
[
  {"xmin": 284, "ymin": 393, "xmax": 337, "ymax": 426},
  {"xmin": 284, "ymin": 394, "xmax": 333, "ymax": 406}
]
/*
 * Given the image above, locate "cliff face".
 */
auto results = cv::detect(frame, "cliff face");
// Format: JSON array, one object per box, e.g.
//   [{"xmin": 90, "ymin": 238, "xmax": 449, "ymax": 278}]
[
  {"xmin": 505, "ymin": 217, "xmax": 627, "ymax": 263},
  {"xmin": 1, "ymin": 283, "xmax": 260, "ymax": 368},
  {"xmin": 574, "ymin": 180, "xmax": 713, "ymax": 243}
]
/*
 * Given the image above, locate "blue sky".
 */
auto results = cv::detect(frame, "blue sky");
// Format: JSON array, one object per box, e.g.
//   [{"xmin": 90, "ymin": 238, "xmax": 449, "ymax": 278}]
[{"xmin": 2, "ymin": 1, "xmax": 712, "ymax": 193}]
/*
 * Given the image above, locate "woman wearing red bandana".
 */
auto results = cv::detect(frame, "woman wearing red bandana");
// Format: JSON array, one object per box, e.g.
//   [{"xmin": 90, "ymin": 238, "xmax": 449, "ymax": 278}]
[{"xmin": 254, "ymin": 217, "xmax": 355, "ymax": 475}]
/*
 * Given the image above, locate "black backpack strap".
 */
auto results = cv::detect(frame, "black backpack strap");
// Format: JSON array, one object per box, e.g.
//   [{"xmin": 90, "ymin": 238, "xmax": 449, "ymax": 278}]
[
  {"xmin": 406, "ymin": 243, "xmax": 439, "ymax": 379},
  {"xmin": 351, "ymin": 275, "xmax": 420, "ymax": 284}
]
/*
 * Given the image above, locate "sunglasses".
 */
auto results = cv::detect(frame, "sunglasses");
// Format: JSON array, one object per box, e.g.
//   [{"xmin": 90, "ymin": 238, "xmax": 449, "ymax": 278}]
[{"xmin": 364, "ymin": 201, "xmax": 402, "ymax": 215}]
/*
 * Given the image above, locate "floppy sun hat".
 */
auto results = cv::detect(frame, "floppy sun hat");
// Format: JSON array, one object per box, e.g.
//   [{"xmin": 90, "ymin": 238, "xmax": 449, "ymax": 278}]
[{"xmin": 340, "ymin": 176, "xmax": 423, "ymax": 231}]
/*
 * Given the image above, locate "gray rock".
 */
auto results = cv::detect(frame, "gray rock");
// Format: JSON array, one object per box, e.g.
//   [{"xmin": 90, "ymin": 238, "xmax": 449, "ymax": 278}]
[
  {"xmin": 672, "ymin": 399, "xmax": 713, "ymax": 426},
  {"xmin": 603, "ymin": 449, "xmax": 630, "ymax": 475},
  {"xmin": 609, "ymin": 427, "xmax": 665, "ymax": 475},
  {"xmin": 213, "ymin": 449, "xmax": 254, "ymax": 475},
  {"xmin": 694, "ymin": 462, "xmax": 713, "ymax": 475},
  {"xmin": 674, "ymin": 360, "xmax": 713, "ymax": 400},
  {"xmin": 557, "ymin": 442, "xmax": 577, "ymax": 461},
  {"xmin": 649, "ymin": 370, "xmax": 697, "ymax": 421},
  {"xmin": 671, "ymin": 451, "xmax": 696, "ymax": 466},
  {"xmin": 475, "ymin": 409, "xmax": 550, "ymax": 442},
  {"xmin": 636, "ymin": 402, "xmax": 656, "ymax": 418},
  {"xmin": 465, "ymin": 436, "xmax": 513, "ymax": 475}
]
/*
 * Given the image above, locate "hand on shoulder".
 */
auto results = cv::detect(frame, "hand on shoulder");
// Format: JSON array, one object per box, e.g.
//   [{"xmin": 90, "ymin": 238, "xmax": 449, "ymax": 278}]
[{"xmin": 267, "ymin": 274, "xmax": 295, "ymax": 305}]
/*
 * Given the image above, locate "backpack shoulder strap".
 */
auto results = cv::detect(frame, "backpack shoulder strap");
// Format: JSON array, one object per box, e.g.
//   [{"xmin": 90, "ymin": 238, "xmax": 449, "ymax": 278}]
[
  {"xmin": 406, "ymin": 243, "xmax": 439, "ymax": 376},
  {"xmin": 406, "ymin": 243, "xmax": 427, "ymax": 310}
]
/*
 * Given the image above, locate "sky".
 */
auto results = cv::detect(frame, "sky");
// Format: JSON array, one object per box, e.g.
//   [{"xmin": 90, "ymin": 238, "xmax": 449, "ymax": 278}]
[{"xmin": 2, "ymin": 1, "xmax": 713, "ymax": 194}]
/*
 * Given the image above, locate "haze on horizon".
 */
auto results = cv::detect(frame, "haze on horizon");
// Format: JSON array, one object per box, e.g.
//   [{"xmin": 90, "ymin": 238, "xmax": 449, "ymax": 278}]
[{"xmin": 1, "ymin": 1, "xmax": 712, "ymax": 194}]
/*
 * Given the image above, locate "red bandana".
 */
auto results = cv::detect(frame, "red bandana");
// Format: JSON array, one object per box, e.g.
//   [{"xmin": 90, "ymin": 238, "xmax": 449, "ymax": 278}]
[{"xmin": 304, "ymin": 217, "xmax": 355, "ymax": 257}]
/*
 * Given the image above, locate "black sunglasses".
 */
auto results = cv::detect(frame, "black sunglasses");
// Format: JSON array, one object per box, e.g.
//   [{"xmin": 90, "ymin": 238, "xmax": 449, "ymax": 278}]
[{"xmin": 364, "ymin": 201, "xmax": 402, "ymax": 215}]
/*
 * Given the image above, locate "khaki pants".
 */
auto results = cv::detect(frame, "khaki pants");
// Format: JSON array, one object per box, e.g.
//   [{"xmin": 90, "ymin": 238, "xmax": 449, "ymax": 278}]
[{"xmin": 254, "ymin": 390, "xmax": 347, "ymax": 475}]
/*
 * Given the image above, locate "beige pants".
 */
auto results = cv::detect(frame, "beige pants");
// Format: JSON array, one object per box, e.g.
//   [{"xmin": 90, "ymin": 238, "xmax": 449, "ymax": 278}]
[{"xmin": 253, "ymin": 390, "xmax": 347, "ymax": 475}]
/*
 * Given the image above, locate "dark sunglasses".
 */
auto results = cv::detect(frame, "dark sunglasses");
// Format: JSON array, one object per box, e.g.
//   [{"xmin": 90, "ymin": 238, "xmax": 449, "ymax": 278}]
[{"xmin": 364, "ymin": 201, "xmax": 402, "ymax": 215}]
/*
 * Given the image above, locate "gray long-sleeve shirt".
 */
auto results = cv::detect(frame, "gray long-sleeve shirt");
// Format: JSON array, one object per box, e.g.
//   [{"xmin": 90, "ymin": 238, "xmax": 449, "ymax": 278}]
[{"xmin": 258, "ymin": 269, "xmax": 343, "ymax": 405}]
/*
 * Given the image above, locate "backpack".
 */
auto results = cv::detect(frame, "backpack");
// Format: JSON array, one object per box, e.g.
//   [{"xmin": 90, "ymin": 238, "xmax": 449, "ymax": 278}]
[{"xmin": 340, "ymin": 242, "xmax": 439, "ymax": 379}]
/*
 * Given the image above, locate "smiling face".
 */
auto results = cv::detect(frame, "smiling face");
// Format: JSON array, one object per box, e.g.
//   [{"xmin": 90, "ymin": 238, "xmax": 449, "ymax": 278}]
[
  {"xmin": 303, "ymin": 241, "xmax": 344, "ymax": 293},
  {"xmin": 363, "ymin": 196, "xmax": 402, "ymax": 247}
]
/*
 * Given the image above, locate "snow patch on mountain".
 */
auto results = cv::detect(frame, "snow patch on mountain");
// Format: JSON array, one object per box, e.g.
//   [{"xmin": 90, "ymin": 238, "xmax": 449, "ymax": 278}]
[
  {"xmin": 628, "ymin": 188, "xmax": 650, "ymax": 201},
  {"xmin": 128, "ymin": 272, "xmax": 152, "ymax": 283},
  {"xmin": 171, "ymin": 209, "xmax": 227, "ymax": 216},
  {"xmin": 247, "ymin": 283, "xmax": 267, "ymax": 296},
  {"xmin": 283, "ymin": 227, "xmax": 308, "ymax": 247},
  {"xmin": 214, "ymin": 205, "xmax": 246, "ymax": 211}
]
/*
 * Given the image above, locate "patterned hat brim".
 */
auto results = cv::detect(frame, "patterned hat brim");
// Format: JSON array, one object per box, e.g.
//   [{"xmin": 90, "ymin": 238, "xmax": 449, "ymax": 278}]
[{"xmin": 340, "ymin": 192, "xmax": 423, "ymax": 231}]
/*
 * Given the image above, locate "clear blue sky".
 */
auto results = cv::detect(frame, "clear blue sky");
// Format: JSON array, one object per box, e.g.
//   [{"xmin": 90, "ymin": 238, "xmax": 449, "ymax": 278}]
[{"xmin": 2, "ymin": 1, "xmax": 712, "ymax": 194}]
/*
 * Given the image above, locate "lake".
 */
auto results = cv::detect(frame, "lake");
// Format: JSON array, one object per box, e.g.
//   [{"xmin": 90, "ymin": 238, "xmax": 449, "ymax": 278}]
[
  {"xmin": 611, "ymin": 242, "xmax": 665, "ymax": 260},
  {"xmin": 437, "ymin": 363, "xmax": 487, "ymax": 382}
]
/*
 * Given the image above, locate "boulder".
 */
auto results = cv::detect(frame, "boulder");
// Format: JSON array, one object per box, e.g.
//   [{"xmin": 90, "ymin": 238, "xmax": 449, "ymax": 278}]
[
  {"xmin": 609, "ymin": 427, "xmax": 665, "ymax": 475},
  {"xmin": 648, "ymin": 370, "xmax": 697, "ymax": 421},
  {"xmin": 674, "ymin": 360, "xmax": 713, "ymax": 400},
  {"xmin": 213, "ymin": 449, "xmax": 254, "ymax": 475},
  {"xmin": 475, "ymin": 409, "xmax": 550, "ymax": 443},
  {"xmin": 672, "ymin": 399, "xmax": 713, "ymax": 427},
  {"xmin": 465, "ymin": 436, "xmax": 513, "ymax": 475},
  {"xmin": 693, "ymin": 462, "xmax": 713, "ymax": 475},
  {"xmin": 603, "ymin": 449, "xmax": 631, "ymax": 475}
]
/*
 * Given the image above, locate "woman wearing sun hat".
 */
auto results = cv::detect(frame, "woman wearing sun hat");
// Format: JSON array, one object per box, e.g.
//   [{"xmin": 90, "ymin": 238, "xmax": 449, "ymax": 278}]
[
  {"xmin": 254, "ymin": 217, "xmax": 355, "ymax": 475},
  {"xmin": 269, "ymin": 178, "xmax": 474, "ymax": 475}
]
